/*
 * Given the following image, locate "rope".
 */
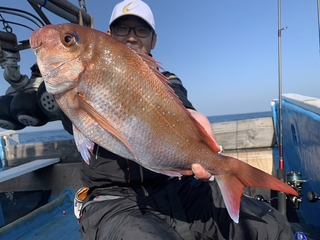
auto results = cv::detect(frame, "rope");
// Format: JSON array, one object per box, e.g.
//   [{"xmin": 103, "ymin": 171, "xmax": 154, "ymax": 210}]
[{"xmin": 39, "ymin": 0, "xmax": 48, "ymax": 11}]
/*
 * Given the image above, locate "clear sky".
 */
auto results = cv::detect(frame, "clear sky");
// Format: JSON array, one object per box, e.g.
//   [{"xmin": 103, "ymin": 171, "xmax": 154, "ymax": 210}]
[{"xmin": 1, "ymin": 0, "xmax": 319, "ymax": 133}]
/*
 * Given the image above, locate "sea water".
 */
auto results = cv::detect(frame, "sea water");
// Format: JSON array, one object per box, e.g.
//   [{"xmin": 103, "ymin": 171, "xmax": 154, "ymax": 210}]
[
  {"xmin": 18, "ymin": 111, "xmax": 271, "ymax": 144},
  {"xmin": 19, "ymin": 129, "xmax": 74, "ymax": 144}
]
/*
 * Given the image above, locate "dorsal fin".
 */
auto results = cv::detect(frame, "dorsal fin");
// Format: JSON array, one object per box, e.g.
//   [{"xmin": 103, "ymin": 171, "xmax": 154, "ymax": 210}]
[
  {"xmin": 127, "ymin": 45, "xmax": 168, "ymax": 84},
  {"xmin": 190, "ymin": 115, "xmax": 221, "ymax": 153}
]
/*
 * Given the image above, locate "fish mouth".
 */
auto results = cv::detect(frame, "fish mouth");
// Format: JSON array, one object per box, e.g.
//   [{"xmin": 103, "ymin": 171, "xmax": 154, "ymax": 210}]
[
  {"xmin": 30, "ymin": 29, "xmax": 42, "ymax": 50},
  {"xmin": 31, "ymin": 43, "xmax": 42, "ymax": 51}
]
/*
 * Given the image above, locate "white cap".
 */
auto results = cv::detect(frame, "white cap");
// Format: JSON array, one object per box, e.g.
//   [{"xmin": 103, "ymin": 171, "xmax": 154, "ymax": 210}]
[{"xmin": 109, "ymin": 0, "xmax": 155, "ymax": 31}]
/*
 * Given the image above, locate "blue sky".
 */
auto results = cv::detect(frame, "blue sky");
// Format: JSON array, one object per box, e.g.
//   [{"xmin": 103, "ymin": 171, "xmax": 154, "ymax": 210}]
[{"xmin": 1, "ymin": 0, "xmax": 319, "ymax": 132}]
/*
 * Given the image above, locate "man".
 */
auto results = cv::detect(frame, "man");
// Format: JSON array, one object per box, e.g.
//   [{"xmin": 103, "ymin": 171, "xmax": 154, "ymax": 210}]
[
  {"xmin": 64, "ymin": 1, "xmax": 294, "ymax": 239},
  {"xmin": 105, "ymin": 1, "xmax": 216, "ymax": 181}
]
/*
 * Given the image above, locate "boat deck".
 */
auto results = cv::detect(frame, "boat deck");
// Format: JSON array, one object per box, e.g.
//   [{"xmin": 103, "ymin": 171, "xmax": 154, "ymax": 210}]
[
  {"xmin": 0, "ymin": 189, "xmax": 81, "ymax": 240},
  {"xmin": 1, "ymin": 188, "xmax": 319, "ymax": 240}
]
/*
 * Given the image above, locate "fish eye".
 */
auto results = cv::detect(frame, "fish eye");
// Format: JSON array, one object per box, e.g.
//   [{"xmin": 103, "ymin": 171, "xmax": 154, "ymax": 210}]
[
  {"xmin": 65, "ymin": 35, "xmax": 72, "ymax": 43},
  {"xmin": 62, "ymin": 34, "xmax": 75, "ymax": 47}
]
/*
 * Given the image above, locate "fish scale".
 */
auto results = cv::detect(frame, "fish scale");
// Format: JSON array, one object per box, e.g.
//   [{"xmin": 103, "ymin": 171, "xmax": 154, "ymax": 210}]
[
  {"xmin": 79, "ymin": 52, "xmax": 199, "ymax": 167},
  {"xmin": 30, "ymin": 23, "xmax": 299, "ymax": 223}
]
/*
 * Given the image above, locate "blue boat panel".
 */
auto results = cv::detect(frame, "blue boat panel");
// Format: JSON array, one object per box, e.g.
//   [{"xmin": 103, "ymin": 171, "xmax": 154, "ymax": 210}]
[
  {"xmin": 0, "ymin": 202, "xmax": 5, "ymax": 228},
  {"xmin": 273, "ymin": 100, "xmax": 320, "ymax": 227}
]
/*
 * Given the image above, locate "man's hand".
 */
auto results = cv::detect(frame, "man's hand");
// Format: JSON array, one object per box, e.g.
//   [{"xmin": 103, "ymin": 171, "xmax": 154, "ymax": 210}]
[
  {"xmin": 188, "ymin": 109, "xmax": 219, "ymax": 181},
  {"xmin": 191, "ymin": 164, "xmax": 213, "ymax": 180}
]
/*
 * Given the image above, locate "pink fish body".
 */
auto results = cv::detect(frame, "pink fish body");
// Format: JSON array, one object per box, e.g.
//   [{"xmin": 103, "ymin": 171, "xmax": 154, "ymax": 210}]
[{"xmin": 30, "ymin": 23, "xmax": 298, "ymax": 223}]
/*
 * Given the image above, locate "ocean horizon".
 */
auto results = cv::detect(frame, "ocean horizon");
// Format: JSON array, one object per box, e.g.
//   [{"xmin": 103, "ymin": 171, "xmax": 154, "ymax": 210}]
[{"xmin": 207, "ymin": 111, "xmax": 271, "ymax": 123}]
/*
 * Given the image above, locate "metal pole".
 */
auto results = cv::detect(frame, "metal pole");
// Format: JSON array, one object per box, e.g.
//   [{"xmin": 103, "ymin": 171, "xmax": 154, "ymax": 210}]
[{"xmin": 277, "ymin": 0, "xmax": 287, "ymax": 217}]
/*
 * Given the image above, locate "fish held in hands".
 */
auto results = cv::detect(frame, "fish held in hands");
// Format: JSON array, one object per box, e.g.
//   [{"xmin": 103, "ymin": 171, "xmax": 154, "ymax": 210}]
[{"xmin": 30, "ymin": 23, "xmax": 298, "ymax": 223}]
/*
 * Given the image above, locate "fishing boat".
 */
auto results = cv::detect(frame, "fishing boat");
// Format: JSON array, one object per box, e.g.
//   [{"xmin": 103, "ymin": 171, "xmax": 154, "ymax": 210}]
[
  {"xmin": 0, "ymin": 130, "xmax": 82, "ymax": 239},
  {"xmin": 2, "ymin": 95, "xmax": 320, "ymax": 239},
  {"xmin": 272, "ymin": 93, "xmax": 320, "ymax": 238},
  {"xmin": 0, "ymin": 0, "xmax": 320, "ymax": 239}
]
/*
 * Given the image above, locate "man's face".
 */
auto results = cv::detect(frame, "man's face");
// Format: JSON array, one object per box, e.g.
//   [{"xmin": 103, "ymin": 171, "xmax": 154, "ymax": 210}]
[{"xmin": 107, "ymin": 15, "xmax": 157, "ymax": 54}]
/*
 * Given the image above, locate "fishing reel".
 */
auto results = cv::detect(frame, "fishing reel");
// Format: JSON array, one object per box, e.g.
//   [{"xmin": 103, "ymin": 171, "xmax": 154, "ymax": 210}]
[
  {"xmin": 0, "ymin": 31, "xmax": 29, "ymax": 90},
  {"xmin": 0, "ymin": 31, "xmax": 61, "ymax": 130},
  {"xmin": 286, "ymin": 171, "xmax": 306, "ymax": 211},
  {"xmin": 253, "ymin": 171, "xmax": 305, "ymax": 211},
  {"xmin": 0, "ymin": 63, "xmax": 61, "ymax": 130}
]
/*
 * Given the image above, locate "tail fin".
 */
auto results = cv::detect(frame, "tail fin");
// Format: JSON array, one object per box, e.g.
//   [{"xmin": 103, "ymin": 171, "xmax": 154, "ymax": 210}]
[{"xmin": 215, "ymin": 156, "xmax": 298, "ymax": 223}]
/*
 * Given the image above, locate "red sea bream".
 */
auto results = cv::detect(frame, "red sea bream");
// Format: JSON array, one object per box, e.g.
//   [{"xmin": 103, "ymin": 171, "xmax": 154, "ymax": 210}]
[{"xmin": 30, "ymin": 23, "xmax": 298, "ymax": 223}]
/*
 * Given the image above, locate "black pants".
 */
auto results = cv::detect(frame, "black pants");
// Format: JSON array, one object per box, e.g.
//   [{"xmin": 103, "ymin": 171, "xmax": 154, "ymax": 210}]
[{"xmin": 79, "ymin": 177, "xmax": 294, "ymax": 240}]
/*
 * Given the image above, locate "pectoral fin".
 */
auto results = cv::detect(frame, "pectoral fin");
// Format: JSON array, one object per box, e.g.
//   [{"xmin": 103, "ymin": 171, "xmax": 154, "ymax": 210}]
[
  {"xmin": 73, "ymin": 124, "xmax": 94, "ymax": 164},
  {"xmin": 77, "ymin": 94, "xmax": 138, "ymax": 160}
]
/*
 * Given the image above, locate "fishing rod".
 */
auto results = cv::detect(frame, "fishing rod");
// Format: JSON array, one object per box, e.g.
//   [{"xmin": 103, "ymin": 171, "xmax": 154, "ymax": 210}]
[
  {"xmin": 0, "ymin": 10, "xmax": 43, "ymax": 29},
  {"xmin": 0, "ymin": 20, "xmax": 35, "ymax": 32},
  {"xmin": 0, "ymin": 6, "xmax": 45, "ymax": 34},
  {"xmin": 277, "ymin": 0, "xmax": 287, "ymax": 217},
  {"xmin": 0, "ymin": 6, "xmax": 46, "ymax": 26},
  {"xmin": 318, "ymin": 0, "xmax": 320, "ymax": 53}
]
